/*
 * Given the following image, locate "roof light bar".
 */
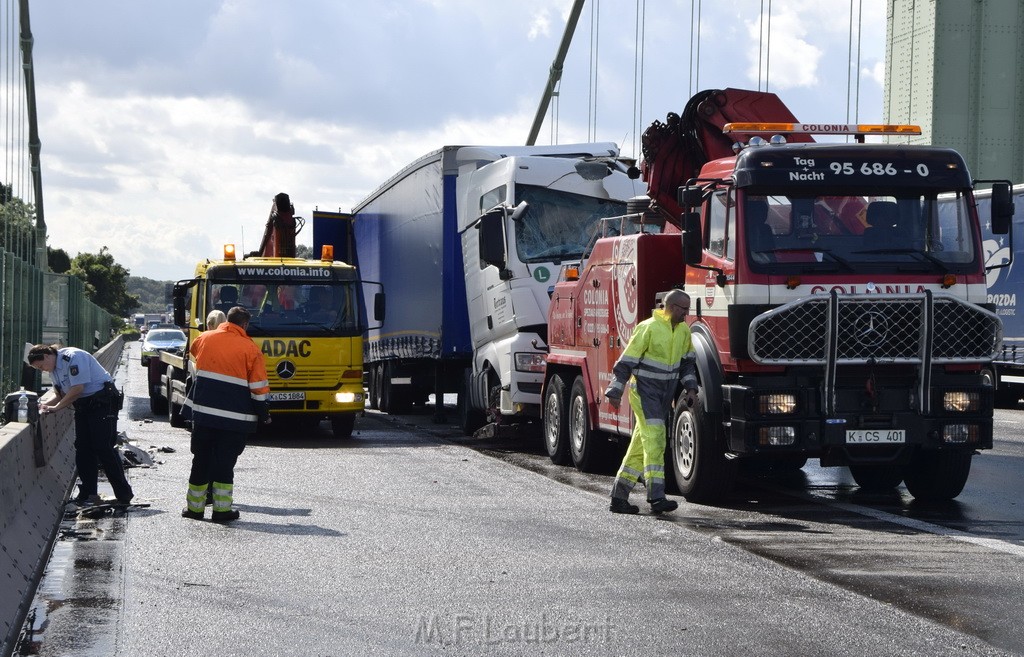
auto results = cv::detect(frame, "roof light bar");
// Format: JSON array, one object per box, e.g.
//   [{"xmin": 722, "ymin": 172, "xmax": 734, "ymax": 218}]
[{"xmin": 722, "ymin": 122, "xmax": 922, "ymax": 136}]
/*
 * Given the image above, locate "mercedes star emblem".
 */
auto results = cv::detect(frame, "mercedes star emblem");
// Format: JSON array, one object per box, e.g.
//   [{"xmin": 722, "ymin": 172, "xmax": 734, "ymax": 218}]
[
  {"xmin": 853, "ymin": 310, "xmax": 889, "ymax": 348},
  {"xmin": 276, "ymin": 360, "xmax": 296, "ymax": 379}
]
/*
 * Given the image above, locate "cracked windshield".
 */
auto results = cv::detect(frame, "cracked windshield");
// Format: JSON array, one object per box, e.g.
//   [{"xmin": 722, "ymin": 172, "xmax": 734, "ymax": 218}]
[{"xmin": 514, "ymin": 184, "xmax": 626, "ymax": 263}]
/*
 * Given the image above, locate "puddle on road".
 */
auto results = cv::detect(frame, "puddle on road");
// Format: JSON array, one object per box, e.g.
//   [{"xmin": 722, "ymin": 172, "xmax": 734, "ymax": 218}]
[{"xmin": 16, "ymin": 509, "xmax": 124, "ymax": 656}]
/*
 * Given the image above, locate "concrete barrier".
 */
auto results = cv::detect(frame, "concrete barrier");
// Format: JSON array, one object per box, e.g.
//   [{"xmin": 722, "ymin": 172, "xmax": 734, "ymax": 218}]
[{"xmin": 0, "ymin": 339, "xmax": 124, "ymax": 657}]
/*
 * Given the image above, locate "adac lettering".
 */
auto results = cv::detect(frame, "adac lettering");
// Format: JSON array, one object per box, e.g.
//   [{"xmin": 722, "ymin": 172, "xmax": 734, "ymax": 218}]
[{"xmin": 261, "ymin": 339, "xmax": 312, "ymax": 358}]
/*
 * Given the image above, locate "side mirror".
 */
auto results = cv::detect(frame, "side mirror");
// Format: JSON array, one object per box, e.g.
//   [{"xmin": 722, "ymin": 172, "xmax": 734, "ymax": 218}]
[
  {"xmin": 990, "ymin": 182, "xmax": 1014, "ymax": 235},
  {"xmin": 478, "ymin": 208, "xmax": 507, "ymax": 270},
  {"xmin": 173, "ymin": 296, "xmax": 187, "ymax": 328},
  {"xmin": 678, "ymin": 186, "xmax": 704, "ymax": 210},
  {"xmin": 682, "ymin": 212, "xmax": 703, "ymax": 265},
  {"xmin": 172, "ymin": 278, "xmax": 200, "ymax": 328},
  {"xmin": 374, "ymin": 291, "xmax": 386, "ymax": 322}
]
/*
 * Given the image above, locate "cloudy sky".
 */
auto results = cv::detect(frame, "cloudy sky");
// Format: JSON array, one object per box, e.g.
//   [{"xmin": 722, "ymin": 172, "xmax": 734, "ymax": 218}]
[{"xmin": 25, "ymin": 0, "xmax": 886, "ymax": 281}]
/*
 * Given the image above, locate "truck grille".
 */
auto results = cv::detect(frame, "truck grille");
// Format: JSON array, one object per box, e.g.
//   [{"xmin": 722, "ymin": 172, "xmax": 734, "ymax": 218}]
[
  {"xmin": 272, "ymin": 366, "xmax": 343, "ymax": 389},
  {"xmin": 750, "ymin": 292, "xmax": 1001, "ymax": 365}
]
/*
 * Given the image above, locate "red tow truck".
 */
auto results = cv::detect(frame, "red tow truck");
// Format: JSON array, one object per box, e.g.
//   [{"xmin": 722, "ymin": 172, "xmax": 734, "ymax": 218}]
[{"xmin": 542, "ymin": 88, "xmax": 1013, "ymax": 503}]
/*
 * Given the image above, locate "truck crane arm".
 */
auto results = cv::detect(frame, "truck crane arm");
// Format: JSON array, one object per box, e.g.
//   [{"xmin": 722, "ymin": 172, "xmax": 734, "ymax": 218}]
[
  {"xmin": 253, "ymin": 192, "xmax": 303, "ymax": 258},
  {"xmin": 640, "ymin": 88, "xmax": 811, "ymax": 226}
]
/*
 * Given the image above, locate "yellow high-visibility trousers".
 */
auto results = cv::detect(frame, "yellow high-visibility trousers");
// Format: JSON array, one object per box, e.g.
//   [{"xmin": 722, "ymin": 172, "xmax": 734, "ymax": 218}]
[{"xmin": 610, "ymin": 383, "xmax": 667, "ymax": 501}]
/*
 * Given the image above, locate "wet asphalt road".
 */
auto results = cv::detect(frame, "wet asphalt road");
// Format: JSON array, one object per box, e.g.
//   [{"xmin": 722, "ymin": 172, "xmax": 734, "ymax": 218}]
[{"xmin": 15, "ymin": 341, "xmax": 1024, "ymax": 656}]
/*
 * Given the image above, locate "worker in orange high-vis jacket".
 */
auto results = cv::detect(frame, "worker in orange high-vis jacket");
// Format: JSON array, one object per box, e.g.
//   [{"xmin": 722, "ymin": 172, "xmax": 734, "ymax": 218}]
[
  {"xmin": 181, "ymin": 306, "xmax": 271, "ymax": 523},
  {"xmin": 604, "ymin": 289, "xmax": 697, "ymax": 515}
]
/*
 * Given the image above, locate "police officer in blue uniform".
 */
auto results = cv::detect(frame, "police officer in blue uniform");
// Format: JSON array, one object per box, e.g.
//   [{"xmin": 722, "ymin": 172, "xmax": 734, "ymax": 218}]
[{"xmin": 27, "ymin": 344, "xmax": 134, "ymax": 505}]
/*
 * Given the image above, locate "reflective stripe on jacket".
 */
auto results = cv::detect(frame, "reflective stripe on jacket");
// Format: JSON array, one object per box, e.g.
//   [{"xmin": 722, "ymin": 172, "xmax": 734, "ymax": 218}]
[
  {"xmin": 604, "ymin": 308, "xmax": 697, "ymax": 420},
  {"xmin": 184, "ymin": 321, "xmax": 270, "ymax": 433}
]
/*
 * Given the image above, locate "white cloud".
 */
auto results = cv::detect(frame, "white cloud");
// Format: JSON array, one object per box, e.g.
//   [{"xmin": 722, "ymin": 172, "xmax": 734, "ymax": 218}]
[
  {"xmin": 744, "ymin": 5, "xmax": 823, "ymax": 89},
  {"xmin": 24, "ymin": 1, "xmax": 886, "ymax": 280},
  {"xmin": 863, "ymin": 60, "xmax": 886, "ymax": 88},
  {"xmin": 528, "ymin": 8, "xmax": 551, "ymax": 41}
]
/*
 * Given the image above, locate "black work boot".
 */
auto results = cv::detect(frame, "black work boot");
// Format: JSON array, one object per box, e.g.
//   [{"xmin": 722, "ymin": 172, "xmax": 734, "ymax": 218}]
[
  {"xmin": 609, "ymin": 498, "xmax": 640, "ymax": 515},
  {"xmin": 211, "ymin": 509, "xmax": 240, "ymax": 523},
  {"xmin": 181, "ymin": 508, "xmax": 204, "ymax": 520},
  {"xmin": 649, "ymin": 498, "xmax": 679, "ymax": 514}
]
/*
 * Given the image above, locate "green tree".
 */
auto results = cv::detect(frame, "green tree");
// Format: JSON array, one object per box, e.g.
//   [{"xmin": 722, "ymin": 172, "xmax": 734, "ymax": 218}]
[
  {"xmin": 70, "ymin": 246, "xmax": 141, "ymax": 317},
  {"xmin": 0, "ymin": 183, "xmax": 37, "ymax": 261},
  {"xmin": 128, "ymin": 276, "xmax": 175, "ymax": 313},
  {"xmin": 48, "ymin": 246, "xmax": 72, "ymax": 273}
]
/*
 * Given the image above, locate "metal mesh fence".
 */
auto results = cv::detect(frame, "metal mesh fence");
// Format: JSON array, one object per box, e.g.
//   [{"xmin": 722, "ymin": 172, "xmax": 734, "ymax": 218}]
[{"xmin": 0, "ymin": 251, "xmax": 117, "ymax": 400}]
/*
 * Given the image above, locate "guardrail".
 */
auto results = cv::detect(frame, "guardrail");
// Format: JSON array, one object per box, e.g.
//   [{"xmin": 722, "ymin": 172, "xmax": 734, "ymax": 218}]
[{"xmin": 0, "ymin": 338, "xmax": 124, "ymax": 657}]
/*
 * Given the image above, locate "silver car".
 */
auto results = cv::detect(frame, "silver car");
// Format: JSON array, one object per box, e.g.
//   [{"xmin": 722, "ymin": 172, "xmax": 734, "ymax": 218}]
[{"xmin": 141, "ymin": 328, "xmax": 186, "ymax": 366}]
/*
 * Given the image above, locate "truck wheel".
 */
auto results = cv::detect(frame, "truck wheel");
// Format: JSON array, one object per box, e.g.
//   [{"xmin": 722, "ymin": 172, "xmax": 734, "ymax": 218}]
[
  {"xmin": 543, "ymin": 375, "xmax": 571, "ymax": 465},
  {"xmin": 331, "ymin": 415, "xmax": 355, "ymax": 439},
  {"xmin": 669, "ymin": 389, "xmax": 736, "ymax": 503},
  {"xmin": 568, "ymin": 376, "xmax": 604, "ymax": 472},
  {"xmin": 167, "ymin": 376, "xmax": 185, "ymax": 428},
  {"xmin": 457, "ymin": 370, "xmax": 485, "ymax": 436},
  {"xmin": 849, "ymin": 464, "xmax": 905, "ymax": 492},
  {"xmin": 903, "ymin": 451, "xmax": 972, "ymax": 501}
]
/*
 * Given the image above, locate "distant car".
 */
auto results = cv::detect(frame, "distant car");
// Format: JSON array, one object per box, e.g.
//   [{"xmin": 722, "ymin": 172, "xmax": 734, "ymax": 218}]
[{"xmin": 141, "ymin": 328, "xmax": 187, "ymax": 366}]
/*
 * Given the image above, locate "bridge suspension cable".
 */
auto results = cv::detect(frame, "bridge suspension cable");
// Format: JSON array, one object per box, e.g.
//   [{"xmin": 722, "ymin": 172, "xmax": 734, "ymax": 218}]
[{"xmin": 630, "ymin": 0, "xmax": 646, "ymax": 158}]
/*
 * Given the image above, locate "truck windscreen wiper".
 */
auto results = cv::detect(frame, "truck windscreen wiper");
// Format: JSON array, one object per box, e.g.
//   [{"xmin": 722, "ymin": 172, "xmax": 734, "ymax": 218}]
[
  {"xmin": 758, "ymin": 247, "xmax": 856, "ymax": 271},
  {"xmin": 853, "ymin": 247, "xmax": 949, "ymax": 272}
]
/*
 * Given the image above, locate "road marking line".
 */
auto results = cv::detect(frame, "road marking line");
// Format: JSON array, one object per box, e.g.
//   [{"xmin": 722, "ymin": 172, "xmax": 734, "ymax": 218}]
[{"xmin": 803, "ymin": 490, "xmax": 1024, "ymax": 558}]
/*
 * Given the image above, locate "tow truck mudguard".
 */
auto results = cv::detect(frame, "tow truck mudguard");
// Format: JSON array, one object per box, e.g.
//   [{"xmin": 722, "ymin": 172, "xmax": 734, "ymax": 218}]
[{"xmin": 690, "ymin": 327, "xmax": 724, "ymax": 412}]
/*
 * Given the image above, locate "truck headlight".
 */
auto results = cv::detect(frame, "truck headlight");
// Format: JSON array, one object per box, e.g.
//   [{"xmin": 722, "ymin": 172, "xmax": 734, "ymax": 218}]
[
  {"xmin": 758, "ymin": 426, "xmax": 796, "ymax": 446},
  {"xmin": 514, "ymin": 352, "xmax": 546, "ymax": 373},
  {"xmin": 335, "ymin": 392, "xmax": 363, "ymax": 404},
  {"xmin": 943, "ymin": 391, "xmax": 979, "ymax": 412},
  {"xmin": 942, "ymin": 424, "xmax": 979, "ymax": 444},
  {"xmin": 757, "ymin": 393, "xmax": 797, "ymax": 415}
]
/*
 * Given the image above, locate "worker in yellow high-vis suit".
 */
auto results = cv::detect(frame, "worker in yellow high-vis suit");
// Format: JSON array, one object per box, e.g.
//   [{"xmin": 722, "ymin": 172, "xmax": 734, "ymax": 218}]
[{"xmin": 604, "ymin": 289, "xmax": 697, "ymax": 515}]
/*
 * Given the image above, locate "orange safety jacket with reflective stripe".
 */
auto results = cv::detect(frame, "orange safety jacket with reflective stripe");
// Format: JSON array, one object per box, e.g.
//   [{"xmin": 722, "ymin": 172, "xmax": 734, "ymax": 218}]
[{"xmin": 183, "ymin": 321, "xmax": 270, "ymax": 434}]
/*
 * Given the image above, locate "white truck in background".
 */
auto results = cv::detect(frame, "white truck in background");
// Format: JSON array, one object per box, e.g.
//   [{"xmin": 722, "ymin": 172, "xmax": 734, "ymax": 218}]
[{"xmin": 350, "ymin": 143, "xmax": 642, "ymax": 433}]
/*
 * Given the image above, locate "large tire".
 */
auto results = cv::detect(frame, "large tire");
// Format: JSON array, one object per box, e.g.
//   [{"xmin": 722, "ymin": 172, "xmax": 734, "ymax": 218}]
[
  {"xmin": 543, "ymin": 374, "xmax": 571, "ymax": 465},
  {"xmin": 457, "ymin": 370, "xmax": 485, "ymax": 436},
  {"xmin": 668, "ymin": 389, "xmax": 736, "ymax": 504},
  {"xmin": 568, "ymin": 376, "xmax": 604, "ymax": 472},
  {"xmin": 849, "ymin": 464, "xmax": 905, "ymax": 492},
  {"xmin": 331, "ymin": 415, "xmax": 355, "ymax": 439},
  {"xmin": 903, "ymin": 450, "xmax": 972, "ymax": 501}
]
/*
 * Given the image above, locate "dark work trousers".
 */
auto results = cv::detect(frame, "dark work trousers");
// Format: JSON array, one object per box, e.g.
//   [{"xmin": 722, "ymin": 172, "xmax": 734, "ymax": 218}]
[
  {"xmin": 73, "ymin": 396, "xmax": 133, "ymax": 501},
  {"xmin": 188, "ymin": 425, "xmax": 247, "ymax": 486}
]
